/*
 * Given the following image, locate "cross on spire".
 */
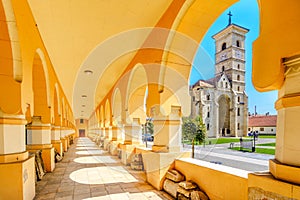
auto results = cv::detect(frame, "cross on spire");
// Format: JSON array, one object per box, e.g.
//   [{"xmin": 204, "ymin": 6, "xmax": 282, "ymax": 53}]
[{"xmin": 228, "ymin": 11, "xmax": 232, "ymax": 26}]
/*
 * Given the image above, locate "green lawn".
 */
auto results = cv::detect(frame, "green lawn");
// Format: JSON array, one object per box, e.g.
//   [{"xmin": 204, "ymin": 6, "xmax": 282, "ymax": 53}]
[
  {"xmin": 257, "ymin": 143, "xmax": 276, "ymax": 147},
  {"xmin": 206, "ymin": 137, "xmax": 252, "ymax": 145},
  {"xmin": 183, "ymin": 137, "xmax": 252, "ymax": 145},
  {"xmin": 257, "ymin": 135, "xmax": 276, "ymax": 139},
  {"xmin": 184, "ymin": 136, "xmax": 275, "ymax": 145},
  {"xmin": 230, "ymin": 147, "xmax": 275, "ymax": 155}
]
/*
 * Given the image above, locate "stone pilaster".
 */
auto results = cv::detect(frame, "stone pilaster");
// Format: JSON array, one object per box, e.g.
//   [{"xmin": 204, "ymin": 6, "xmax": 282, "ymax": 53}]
[
  {"xmin": 103, "ymin": 126, "xmax": 112, "ymax": 150},
  {"xmin": 60, "ymin": 128, "xmax": 68, "ymax": 152},
  {"xmin": 26, "ymin": 116, "xmax": 55, "ymax": 172},
  {"xmin": 51, "ymin": 125, "xmax": 63, "ymax": 157},
  {"xmin": 151, "ymin": 105, "xmax": 182, "ymax": 153},
  {"xmin": 0, "ymin": 111, "xmax": 35, "ymax": 199},
  {"xmin": 270, "ymin": 55, "xmax": 300, "ymax": 184}
]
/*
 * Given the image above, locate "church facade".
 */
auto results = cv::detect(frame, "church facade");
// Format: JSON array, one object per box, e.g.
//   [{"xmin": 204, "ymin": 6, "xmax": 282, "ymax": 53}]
[{"xmin": 190, "ymin": 22, "xmax": 249, "ymax": 138}]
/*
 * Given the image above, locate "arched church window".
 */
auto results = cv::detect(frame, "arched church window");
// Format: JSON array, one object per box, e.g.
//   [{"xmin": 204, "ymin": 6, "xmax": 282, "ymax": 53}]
[
  {"xmin": 237, "ymin": 75, "xmax": 240, "ymax": 81},
  {"xmin": 237, "ymin": 123, "xmax": 240, "ymax": 130},
  {"xmin": 207, "ymin": 94, "xmax": 210, "ymax": 100},
  {"xmin": 237, "ymin": 64, "xmax": 240, "ymax": 69},
  {"xmin": 236, "ymin": 40, "xmax": 240, "ymax": 47},
  {"xmin": 237, "ymin": 107, "xmax": 240, "ymax": 116},
  {"xmin": 222, "ymin": 66, "xmax": 225, "ymax": 72},
  {"xmin": 207, "ymin": 111, "xmax": 210, "ymax": 118},
  {"xmin": 225, "ymin": 82, "xmax": 228, "ymax": 88},
  {"xmin": 207, "ymin": 124, "xmax": 210, "ymax": 130},
  {"xmin": 222, "ymin": 43, "xmax": 227, "ymax": 50},
  {"xmin": 237, "ymin": 86, "xmax": 240, "ymax": 91},
  {"xmin": 237, "ymin": 96, "xmax": 240, "ymax": 102}
]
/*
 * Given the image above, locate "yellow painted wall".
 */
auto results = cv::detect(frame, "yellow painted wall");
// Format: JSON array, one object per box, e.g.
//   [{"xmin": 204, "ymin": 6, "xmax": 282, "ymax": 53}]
[
  {"xmin": 0, "ymin": 2, "xmax": 21, "ymax": 115},
  {"xmin": 7, "ymin": 0, "xmax": 75, "ymax": 127},
  {"xmin": 0, "ymin": 156, "xmax": 35, "ymax": 200}
]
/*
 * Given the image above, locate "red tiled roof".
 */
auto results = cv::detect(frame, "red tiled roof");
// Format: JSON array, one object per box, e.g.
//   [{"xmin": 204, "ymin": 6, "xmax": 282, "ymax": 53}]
[{"xmin": 248, "ymin": 115, "xmax": 277, "ymax": 127}]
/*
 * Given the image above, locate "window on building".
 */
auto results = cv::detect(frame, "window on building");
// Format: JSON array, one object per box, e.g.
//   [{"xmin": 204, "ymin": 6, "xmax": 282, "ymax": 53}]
[
  {"xmin": 207, "ymin": 94, "xmax": 210, "ymax": 100},
  {"xmin": 237, "ymin": 108, "xmax": 240, "ymax": 116},
  {"xmin": 207, "ymin": 124, "xmax": 210, "ymax": 130},
  {"xmin": 248, "ymin": 128, "xmax": 251, "ymax": 131},
  {"xmin": 236, "ymin": 40, "xmax": 240, "ymax": 47},
  {"xmin": 222, "ymin": 42, "xmax": 227, "ymax": 50},
  {"xmin": 237, "ymin": 64, "xmax": 240, "ymax": 69},
  {"xmin": 222, "ymin": 66, "xmax": 225, "ymax": 72},
  {"xmin": 271, "ymin": 129, "xmax": 274, "ymax": 132},
  {"xmin": 260, "ymin": 127, "xmax": 265, "ymax": 131},
  {"xmin": 237, "ymin": 123, "xmax": 240, "ymax": 130},
  {"xmin": 80, "ymin": 119, "xmax": 84, "ymax": 124},
  {"xmin": 237, "ymin": 75, "xmax": 240, "ymax": 81},
  {"xmin": 225, "ymin": 82, "xmax": 228, "ymax": 88},
  {"xmin": 207, "ymin": 111, "xmax": 210, "ymax": 118},
  {"xmin": 237, "ymin": 86, "xmax": 240, "ymax": 91},
  {"xmin": 237, "ymin": 96, "xmax": 240, "ymax": 102}
]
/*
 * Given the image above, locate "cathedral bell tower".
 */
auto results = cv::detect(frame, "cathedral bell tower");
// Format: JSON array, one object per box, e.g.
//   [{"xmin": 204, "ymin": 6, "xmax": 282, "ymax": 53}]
[
  {"xmin": 212, "ymin": 12, "xmax": 249, "ymax": 137},
  {"xmin": 212, "ymin": 12, "xmax": 249, "ymax": 93}
]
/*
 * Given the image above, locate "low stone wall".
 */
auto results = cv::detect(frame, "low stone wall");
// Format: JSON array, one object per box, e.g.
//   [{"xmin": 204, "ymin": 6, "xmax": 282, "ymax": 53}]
[{"xmin": 175, "ymin": 158, "xmax": 249, "ymax": 200}]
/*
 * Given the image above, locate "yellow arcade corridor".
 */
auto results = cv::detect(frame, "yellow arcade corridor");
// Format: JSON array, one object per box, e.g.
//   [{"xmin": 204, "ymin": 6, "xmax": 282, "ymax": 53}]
[
  {"xmin": 34, "ymin": 138, "xmax": 172, "ymax": 200},
  {"xmin": 1, "ymin": 1, "xmax": 300, "ymax": 199}
]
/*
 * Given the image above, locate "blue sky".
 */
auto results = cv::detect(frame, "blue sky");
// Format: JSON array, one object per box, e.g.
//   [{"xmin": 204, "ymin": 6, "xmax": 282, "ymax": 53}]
[{"xmin": 190, "ymin": 0, "xmax": 277, "ymax": 115}]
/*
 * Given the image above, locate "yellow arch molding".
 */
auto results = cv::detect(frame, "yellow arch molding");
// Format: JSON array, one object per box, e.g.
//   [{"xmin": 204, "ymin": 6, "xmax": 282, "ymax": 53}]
[
  {"xmin": 54, "ymin": 83, "xmax": 61, "ymax": 116},
  {"xmin": 2, "ymin": 0, "xmax": 23, "ymax": 83},
  {"xmin": 36, "ymin": 48, "xmax": 51, "ymax": 108},
  {"xmin": 158, "ymin": 0, "xmax": 195, "ymax": 93}
]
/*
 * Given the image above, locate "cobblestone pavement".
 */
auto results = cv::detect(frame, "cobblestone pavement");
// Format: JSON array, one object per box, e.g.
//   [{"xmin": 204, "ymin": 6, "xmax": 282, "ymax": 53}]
[{"xmin": 34, "ymin": 137, "xmax": 173, "ymax": 200}]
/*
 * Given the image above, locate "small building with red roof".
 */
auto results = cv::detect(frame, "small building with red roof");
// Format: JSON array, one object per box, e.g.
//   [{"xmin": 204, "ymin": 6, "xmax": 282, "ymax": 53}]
[{"xmin": 248, "ymin": 115, "xmax": 277, "ymax": 135}]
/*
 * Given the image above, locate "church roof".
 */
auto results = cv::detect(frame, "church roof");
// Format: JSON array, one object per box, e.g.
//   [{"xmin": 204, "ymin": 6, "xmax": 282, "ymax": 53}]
[
  {"xmin": 192, "ymin": 72, "xmax": 233, "ymax": 89},
  {"xmin": 248, "ymin": 115, "xmax": 277, "ymax": 127},
  {"xmin": 191, "ymin": 78, "xmax": 214, "ymax": 88}
]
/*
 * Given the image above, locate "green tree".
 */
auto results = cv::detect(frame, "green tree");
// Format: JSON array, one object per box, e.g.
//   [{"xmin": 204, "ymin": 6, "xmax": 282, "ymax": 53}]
[
  {"xmin": 182, "ymin": 117, "xmax": 197, "ymax": 142},
  {"xmin": 195, "ymin": 115, "xmax": 206, "ymax": 145},
  {"xmin": 145, "ymin": 118, "xmax": 154, "ymax": 135},
  {"xmin": 182, "ymin": 116, "xmax": 206, "ymax": 144}
]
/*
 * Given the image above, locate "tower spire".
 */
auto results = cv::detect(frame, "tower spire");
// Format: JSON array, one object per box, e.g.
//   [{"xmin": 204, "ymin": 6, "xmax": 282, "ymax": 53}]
[{"xmin": 227, "ymin": 11, "xmax": 232, "ymax": 26}]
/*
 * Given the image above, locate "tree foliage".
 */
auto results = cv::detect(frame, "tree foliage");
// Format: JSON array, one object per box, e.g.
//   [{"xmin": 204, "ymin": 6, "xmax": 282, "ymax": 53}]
[
  {"xmin": 142, "ymin": 118, "xmax": 154, "ymax": 135},
  {"xmin": 182, "ymin": 115, "xmax": 206, "ymax": 144},
  {"xmin": 182, "ymin": 117, "xmax": 197, "ymax": 142},
  {"xmin": 195, "ymin": 115, "xmax": 206, "ymax": 144}
]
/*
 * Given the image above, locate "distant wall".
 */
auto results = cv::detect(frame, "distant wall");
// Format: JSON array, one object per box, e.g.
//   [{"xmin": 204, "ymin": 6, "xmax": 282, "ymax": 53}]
[{"xmin": 248, "ymin": 126, "xmax": 276, "ymax": 135}]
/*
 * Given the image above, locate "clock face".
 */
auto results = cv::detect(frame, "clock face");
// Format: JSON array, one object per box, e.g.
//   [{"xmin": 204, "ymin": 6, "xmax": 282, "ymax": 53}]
[
  {"xmin": 235, "ymin": 50, "xmax": 241, "ymax": 59},
  {"xmin": 220, "ymin": 53, "xmax": 227, "ymax": 61}
]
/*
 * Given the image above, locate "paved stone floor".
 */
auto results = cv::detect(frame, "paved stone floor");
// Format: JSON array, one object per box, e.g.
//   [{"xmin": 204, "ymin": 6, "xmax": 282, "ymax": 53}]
[
  {"xmin": 34, "ymin": 137, "xmax": 173, "ymax": 200},
  {"xmin": 182, "ymin": 138, "xmax": 275, "ymax": 172}
]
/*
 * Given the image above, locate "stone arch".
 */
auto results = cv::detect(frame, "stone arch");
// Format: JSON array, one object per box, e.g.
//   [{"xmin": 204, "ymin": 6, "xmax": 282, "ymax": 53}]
[
  {"xmin": 218, "ymin": 94, "xmax": 231, "ymax": 136},
  {"xmin": 157, "ymin": 0, "xmax": 240, "ymax": 114},
  {"xmin": 1, "ymin": 1, "xmax": 22, "ymax": 83},
  {"xmin": 61, "ymin": 97, "xmax": 66, "ymax": 126},
  {"xmin": 32, "ymin": 49, "xmax": 51, "ymax": 123},
  {"xmin": 100, "ymin": 105, "xmax": 104, "ymax": 127},
  {"xmin": 160, "ymin": 64, "xmax": 191, "ymax": 116},
  {"xmin": 112, "ymin": 88, "xmax": 122, "ymax": 126},
  {"xmin": 95, "ymin": 108, "xmax": 100, "ymax": 126},
  {"xmin": 126, "ymin": 63, "xmax": 148, "ymax": 123},
  {"xmin": 53, "ymin": 83, "xmax": 61, "ymax": 126},
  {"xmin": 222, "ymin": 42, "xmax": 227, "ymax": 50},
  {"xmin": 0, "ymin": 1, "xmax": 22, "ymax": 115},
  {"xmin": 105, "ymin": 99, "xmax": 111, "ymax": 127}
]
